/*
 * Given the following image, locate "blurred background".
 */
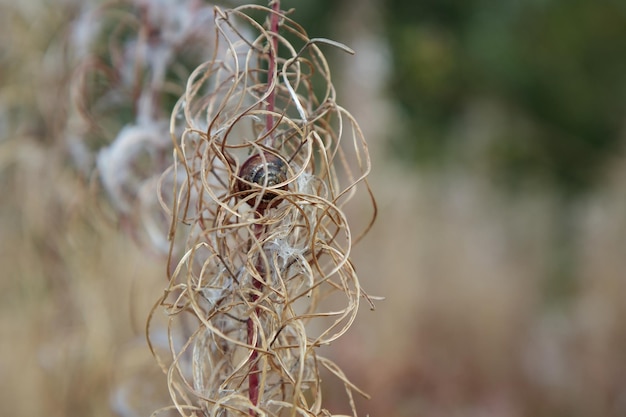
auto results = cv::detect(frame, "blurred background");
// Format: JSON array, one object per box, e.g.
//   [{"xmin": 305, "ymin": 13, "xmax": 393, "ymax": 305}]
[{"xmin": 1, "ymin": 0, "xmax": 626, "ymax": 416}]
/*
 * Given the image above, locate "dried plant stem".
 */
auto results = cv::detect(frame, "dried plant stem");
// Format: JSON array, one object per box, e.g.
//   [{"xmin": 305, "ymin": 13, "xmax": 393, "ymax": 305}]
[
  {"xmin": 264, "ymin": 0, "xmax": 281, "ymax": 144},
  {"xmin": 251, "ymin": 1, "xmax": 280, "ymax": 411},
  {"xmin": 248, "ymin": 212, "xmax": 265, "ymax": 413},
  {"xmin": 151, "ymin": 3, "xmax": 378, "ymax": 415}
]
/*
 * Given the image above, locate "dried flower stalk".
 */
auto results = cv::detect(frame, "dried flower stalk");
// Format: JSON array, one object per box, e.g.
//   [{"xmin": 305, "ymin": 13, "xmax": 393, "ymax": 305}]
[{"xmin": 147, "ymin": 3, "xmax": 376, "ymax": 416}]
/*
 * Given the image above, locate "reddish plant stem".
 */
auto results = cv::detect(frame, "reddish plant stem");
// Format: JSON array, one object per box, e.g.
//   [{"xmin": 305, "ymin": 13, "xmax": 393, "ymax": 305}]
[
  {"xmin": 264, "ymin": 0, "xmax": 281, "ymax": 145},
  {"xmin": 248, "ymin": 213, "xmax": 265, "ymax": 414},
  {"xmin": 247, "ymin": 301, "xmax": 260, "ymax": 408},
  {"xmin": 249, "ymin": 3, "xmax": 281, "ymax": 414}
]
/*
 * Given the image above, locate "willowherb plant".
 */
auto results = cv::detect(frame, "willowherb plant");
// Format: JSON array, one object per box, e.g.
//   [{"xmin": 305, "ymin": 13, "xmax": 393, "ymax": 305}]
[
  {"xmin": 147, "ymin": 2, "xmax": 377, "ymax": 417},
  {"xmin": 68, "ymin": 0, "xmax": 219, "ymax": 252}
]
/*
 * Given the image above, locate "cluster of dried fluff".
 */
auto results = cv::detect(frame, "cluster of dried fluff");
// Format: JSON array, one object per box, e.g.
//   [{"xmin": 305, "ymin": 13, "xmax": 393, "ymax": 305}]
[
  {"xmin": 148, "ymin": 4, "xmax": 377, "ymax": 417},
  {"xmin": 68, "ymin": 0, "xmax": 221, "ymax": 252}
]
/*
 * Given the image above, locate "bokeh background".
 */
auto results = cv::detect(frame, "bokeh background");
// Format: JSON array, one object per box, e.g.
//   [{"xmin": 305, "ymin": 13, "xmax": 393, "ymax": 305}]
[{"xmin": 2, "ymin": 0, "xmax": 626, "ymax": 416}]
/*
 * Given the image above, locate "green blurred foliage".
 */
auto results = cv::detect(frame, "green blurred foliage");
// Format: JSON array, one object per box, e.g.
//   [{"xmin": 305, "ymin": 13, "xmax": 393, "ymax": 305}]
[{"xmin": 385, "ymin": 0, "xmax": 626, "ymax": 194}]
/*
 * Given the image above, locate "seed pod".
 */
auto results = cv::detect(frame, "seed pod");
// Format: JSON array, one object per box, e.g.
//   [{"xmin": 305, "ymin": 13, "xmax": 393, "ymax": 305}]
[{"xmin": 235, "ymin": 152, "xmax": 288, "ymax": 210}]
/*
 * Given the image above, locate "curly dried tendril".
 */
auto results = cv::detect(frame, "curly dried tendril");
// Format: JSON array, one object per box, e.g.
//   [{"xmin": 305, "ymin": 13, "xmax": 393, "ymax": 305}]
[{"xmin": 148, "ymin": 4, "xmax": 377, "ymax": 417}]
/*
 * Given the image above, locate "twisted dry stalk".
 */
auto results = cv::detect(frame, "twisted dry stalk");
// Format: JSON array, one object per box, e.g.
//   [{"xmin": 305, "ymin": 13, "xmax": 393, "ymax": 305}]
[{"xmin": 147, "ymin": 4, "xmax": 377, "ymax": 416}]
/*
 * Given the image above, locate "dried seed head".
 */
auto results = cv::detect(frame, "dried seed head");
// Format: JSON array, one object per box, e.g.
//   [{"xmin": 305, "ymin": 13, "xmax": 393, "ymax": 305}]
[
  {"xmin": 151, "ymin": 4, "xmax": 378, "ymax": 415},
  {"xmin": 235, "ymin": 152, "xmax": 288, "ymax": 210}
]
